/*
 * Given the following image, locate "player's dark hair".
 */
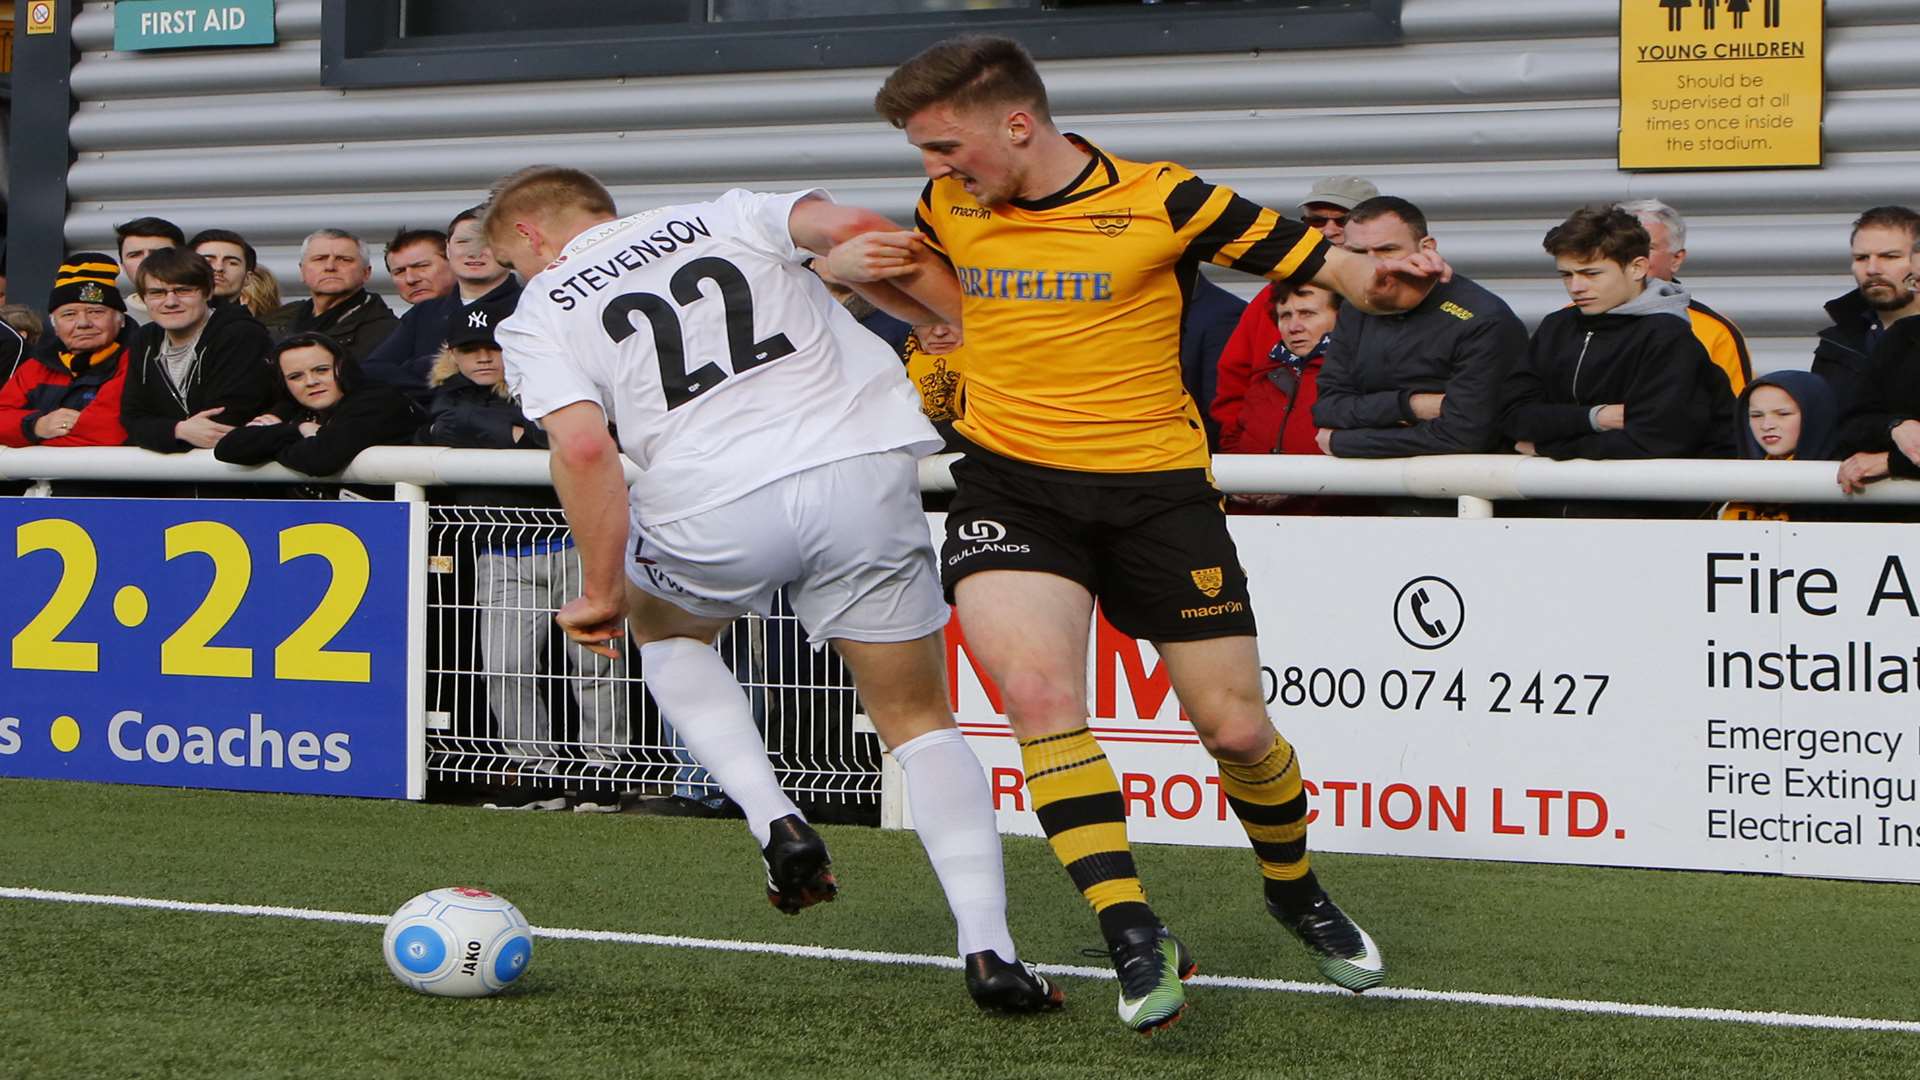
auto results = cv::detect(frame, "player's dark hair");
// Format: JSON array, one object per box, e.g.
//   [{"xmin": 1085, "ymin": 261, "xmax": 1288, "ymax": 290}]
[
  {"xmin": 133, "ymin": 246, "xmax": 215, "ymax": 296},
  {"xmin": 1347, "ymin": 196, "xmax": 1428, "ymax": 240},
  {"xmin": 1851, "ymin": 205, "xmax": 1920, "ymax": 247},
  {"xmin": 1543, "ymin": 207, "xmax": 1649, "ymax": 267},
  {"xmin": 114, "ymin": 216, "xmax": 186, "ymax": 253},
  {"xmin": 385, "ymin": 227, "xmax": 448, "ymax": 261},
  {"xmin": 874, "ymin": 35, "xmax": 1051, "ymax": 128},
  {"xmin": 189, "ymin": 228, "xmax": 258, "ymax": 271},
  {"xmin": 483, "ymin": 166, "xmax": 618, "ymax": 243}
]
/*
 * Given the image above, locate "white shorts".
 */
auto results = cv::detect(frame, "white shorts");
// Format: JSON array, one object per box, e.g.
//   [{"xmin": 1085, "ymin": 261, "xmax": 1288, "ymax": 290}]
[{"xmin": 625, "ymin": 449, "xmax": 949, "ymax": 645}]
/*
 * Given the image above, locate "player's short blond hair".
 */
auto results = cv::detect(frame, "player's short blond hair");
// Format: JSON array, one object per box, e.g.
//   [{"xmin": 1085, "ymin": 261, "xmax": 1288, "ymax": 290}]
[{"xmin": 482, "ymin": 166, "xmax": 618, "ymax": 244}]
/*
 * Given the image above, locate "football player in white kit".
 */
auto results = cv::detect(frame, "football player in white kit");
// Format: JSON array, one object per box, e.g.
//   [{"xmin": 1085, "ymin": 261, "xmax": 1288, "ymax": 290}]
[{"xmin": 483, "ymin": 166, "xmax": 1061, "ymax": 1013}]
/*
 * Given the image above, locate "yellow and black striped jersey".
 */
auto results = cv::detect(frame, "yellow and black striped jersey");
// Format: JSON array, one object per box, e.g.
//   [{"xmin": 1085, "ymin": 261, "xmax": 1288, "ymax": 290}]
[{"xmin": 914, "ymin": 137, "xmax": 1328, "ymax": 476}]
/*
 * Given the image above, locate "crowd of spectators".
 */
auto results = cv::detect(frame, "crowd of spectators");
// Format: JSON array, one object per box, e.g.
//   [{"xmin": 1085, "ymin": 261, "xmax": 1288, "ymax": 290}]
[
  {"xmin": 1187, "ymin": 182, "xmax": 1920, "ymax": 519},
  {"xmin": 3, "ymin": 189, "xmax": 1918, "ymax": 515},
  {"xmin": 0, "ymin": 187, "xmax": 1915, "ymax": 519}
]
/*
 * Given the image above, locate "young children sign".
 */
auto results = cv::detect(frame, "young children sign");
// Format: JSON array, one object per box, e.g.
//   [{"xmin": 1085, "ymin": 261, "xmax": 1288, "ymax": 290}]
[{"xmin": 1619, "ymin": 0, "xmax": 1823, "ymax": 169}]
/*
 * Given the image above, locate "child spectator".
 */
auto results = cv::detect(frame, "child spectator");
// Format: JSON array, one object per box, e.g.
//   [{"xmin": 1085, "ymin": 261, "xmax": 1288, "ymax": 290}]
[
  {"xmin": 214, "ymin": 331, "xmax": 419, "ymax": 475},
  {"xmin": 1721, "ymin": 371, "xmax": 1840, "ymax": 521},
  {"xmin": 417, "ymin": 312, "xmax": 545, "ymax": 450}
]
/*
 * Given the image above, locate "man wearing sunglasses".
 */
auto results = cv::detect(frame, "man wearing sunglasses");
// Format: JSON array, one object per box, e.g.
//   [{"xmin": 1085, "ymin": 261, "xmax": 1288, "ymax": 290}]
[{"xmin": 1296, "ymin": 176, "xmax": 1377, "ymax": 247}]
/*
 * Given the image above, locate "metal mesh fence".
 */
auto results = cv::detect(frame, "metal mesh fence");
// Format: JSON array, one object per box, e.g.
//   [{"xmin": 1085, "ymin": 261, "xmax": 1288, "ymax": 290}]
[{"xmin": 424, "ymin": 503, "xmax": 879, "ymax": 803}]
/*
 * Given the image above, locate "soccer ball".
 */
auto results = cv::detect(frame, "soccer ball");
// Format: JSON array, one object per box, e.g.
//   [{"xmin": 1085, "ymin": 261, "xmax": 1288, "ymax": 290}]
[{"xmin": 382, "ymin": 887, "xmax": 534, "ymax": 997}]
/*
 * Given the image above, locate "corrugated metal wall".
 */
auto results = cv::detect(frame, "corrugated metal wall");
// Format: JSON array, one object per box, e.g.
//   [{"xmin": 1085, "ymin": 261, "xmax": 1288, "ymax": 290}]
[{"xmin": 64, "ymin": 0, "xmax": 1920, "ymax": 373}]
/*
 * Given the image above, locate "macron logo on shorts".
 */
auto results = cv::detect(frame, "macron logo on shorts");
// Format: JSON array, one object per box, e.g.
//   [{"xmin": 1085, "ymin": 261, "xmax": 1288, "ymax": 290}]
[{"xmin": 948, "ymin": 519, "xmax": 1031, "ymax": 566}]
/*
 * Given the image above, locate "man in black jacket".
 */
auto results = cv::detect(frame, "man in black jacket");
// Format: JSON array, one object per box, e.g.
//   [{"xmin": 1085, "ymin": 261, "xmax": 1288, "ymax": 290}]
[
  {"xmin": 364, "ymin": 207, "xmax": 520, "ymax": 401},
  {"xmin": 269, "ymin": 229, "xmax": 400, "ymax": 363},
  {"xmin": 1819, "ymin": 206, "xmax": 1920, "ymax": 429},
  {"xmin": 1837, "ymin": 313, "xmax": 1920, "ymax": 493},
  {"xmin": 1501, "ymin": 206, "xmax": 1736, "ymax": 461},
  {"xmin": 1312, "ymin": 197, "xmax": 1526, "ymax": 457},
  {"xmin": 121, "ymin": 247, "xmax": 273, "ymax": 452}
]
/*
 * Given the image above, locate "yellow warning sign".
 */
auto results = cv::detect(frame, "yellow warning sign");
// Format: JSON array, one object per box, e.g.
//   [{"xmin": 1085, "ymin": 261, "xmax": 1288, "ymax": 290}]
[
  {"xmin": 26, "ymin": 1, "xmax": 57, "ymax": 35},
  {"xmin": 1619, "ymin": 0, "xmax": 1824, "ymax": 170}
]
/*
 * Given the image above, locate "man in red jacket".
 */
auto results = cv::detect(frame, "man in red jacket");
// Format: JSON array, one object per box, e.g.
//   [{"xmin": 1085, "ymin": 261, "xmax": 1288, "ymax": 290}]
[{"xmin": 0, "ymin": 253, "xmax": 132, "ymax": 447}]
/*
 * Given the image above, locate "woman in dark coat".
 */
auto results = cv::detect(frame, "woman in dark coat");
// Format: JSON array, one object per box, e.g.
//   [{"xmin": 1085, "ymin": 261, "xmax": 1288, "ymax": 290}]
[{"xmin": 215, "ymin": 331, "xmax": 419, "ymax": 475}]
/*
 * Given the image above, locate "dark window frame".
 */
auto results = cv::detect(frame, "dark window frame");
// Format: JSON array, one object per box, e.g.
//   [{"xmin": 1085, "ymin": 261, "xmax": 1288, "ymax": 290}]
[{"xmin": 323, "ymin": 0, "xmax": 1402, "ymax": 88}]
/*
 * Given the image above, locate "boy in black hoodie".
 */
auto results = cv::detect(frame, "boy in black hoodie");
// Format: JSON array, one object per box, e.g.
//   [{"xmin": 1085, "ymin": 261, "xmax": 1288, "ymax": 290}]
[
  {"xmin": 121, "ymin": 246, "xmax": 274, "ymax": 452},
  {"xmin": 1501, "ymin": 207, "xmax": 1737, "ymax": 462}
]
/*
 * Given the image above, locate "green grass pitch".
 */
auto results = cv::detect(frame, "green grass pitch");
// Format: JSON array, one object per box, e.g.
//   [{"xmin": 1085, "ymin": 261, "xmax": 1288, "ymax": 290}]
[{"xmin": 3, "ymin": 778, "xmax": 1919, "ymax": 1079}]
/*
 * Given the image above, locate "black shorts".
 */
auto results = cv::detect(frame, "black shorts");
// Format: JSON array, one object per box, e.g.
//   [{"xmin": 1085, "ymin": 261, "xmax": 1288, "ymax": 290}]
[{"xmin": 940, "ymin": 451, "xmax": 1257, "ymax": 642}]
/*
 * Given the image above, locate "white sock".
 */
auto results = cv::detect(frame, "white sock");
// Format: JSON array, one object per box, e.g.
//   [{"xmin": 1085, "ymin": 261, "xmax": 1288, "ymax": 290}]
[
  {"xmin": 893, "ymin": 727, "xmax": 1017, "ymax": 963},
  {"xmin": 639, "ymin": 637, "xmax": 801, "ymax": 848}
]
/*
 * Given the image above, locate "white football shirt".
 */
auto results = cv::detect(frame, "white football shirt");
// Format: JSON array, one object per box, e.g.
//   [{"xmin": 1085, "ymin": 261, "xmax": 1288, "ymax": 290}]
[{"xmin": 501, "ymin": 188, "xmax": 940, "ymax": 526}]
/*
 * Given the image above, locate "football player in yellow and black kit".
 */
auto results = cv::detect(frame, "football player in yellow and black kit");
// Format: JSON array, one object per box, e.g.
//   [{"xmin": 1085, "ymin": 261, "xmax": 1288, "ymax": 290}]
[{"xmin": 827, "ymin": 36, "xmax": 1451, "ymax": 1035}]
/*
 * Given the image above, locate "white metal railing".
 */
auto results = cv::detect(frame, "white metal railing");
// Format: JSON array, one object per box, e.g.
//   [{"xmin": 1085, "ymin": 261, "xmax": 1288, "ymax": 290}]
[
  {"xmin": 9, "ymin": 445, "xmax": 1919, "ymax": 805},
  {"xmin": 6, "ymin": 446, "xmax": 1920, "ymax": 507}
]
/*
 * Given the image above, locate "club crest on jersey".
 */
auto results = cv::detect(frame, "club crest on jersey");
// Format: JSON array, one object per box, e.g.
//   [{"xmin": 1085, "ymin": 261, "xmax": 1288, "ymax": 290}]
[
  {"xmin": 1190, "ymin": 567, "xmax": 1224, "ymax": 598},
  {"xmin": 1086, "ymin": 210, "xmax": 1133, "ymax": 237}
]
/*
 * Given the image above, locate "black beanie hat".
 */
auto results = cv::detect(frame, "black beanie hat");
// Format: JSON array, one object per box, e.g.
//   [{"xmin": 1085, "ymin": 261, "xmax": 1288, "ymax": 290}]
[{"xmin": 48, "ymin": 252, "xmax": 127, "ymax": 313}]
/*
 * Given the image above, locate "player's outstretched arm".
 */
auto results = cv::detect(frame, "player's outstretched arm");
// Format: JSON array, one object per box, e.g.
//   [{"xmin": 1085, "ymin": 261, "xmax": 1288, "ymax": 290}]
[
  {"xmin": 543, "ymin": 400, "xmax": 630, "ymax": 660},
  {"xmin": 1314, "ymin": 245, "xmax": 1454, "ymax": 316},
  {"xmin": 789, "ymin": 197, "xmax": 962, "ymax": 325}
]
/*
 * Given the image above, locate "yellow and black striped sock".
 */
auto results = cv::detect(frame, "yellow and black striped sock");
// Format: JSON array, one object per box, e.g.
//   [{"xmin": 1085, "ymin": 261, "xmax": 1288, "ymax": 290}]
[
  {"xmin": 1020, "ymin": 727, "xmax": 1157, "ymax": 941},
  {"xmin": 1217, "ymin": 731, "xmax": 1322, "ymax": 914}
]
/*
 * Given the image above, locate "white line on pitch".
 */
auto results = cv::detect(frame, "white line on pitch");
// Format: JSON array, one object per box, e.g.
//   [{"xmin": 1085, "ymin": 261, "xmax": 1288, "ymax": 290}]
[{"xmin": 5, "ymin": 884, "xmax": 1917, "ymax": 1036}]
